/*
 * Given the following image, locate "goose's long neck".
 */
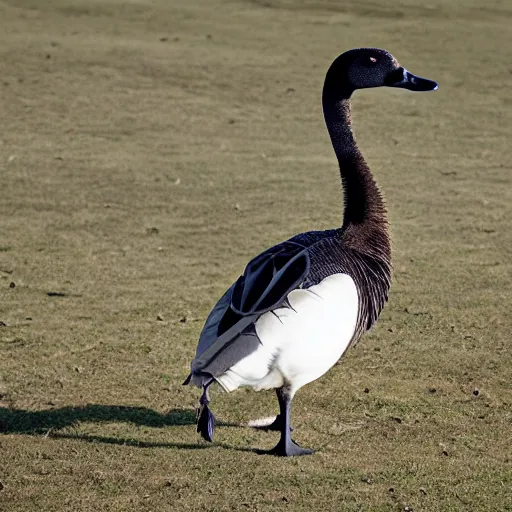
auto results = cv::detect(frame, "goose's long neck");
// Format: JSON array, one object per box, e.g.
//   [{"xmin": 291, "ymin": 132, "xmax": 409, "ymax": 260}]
[{"xmin": 322, "ymin": 83, "xmax": 390, "ymax": 258}]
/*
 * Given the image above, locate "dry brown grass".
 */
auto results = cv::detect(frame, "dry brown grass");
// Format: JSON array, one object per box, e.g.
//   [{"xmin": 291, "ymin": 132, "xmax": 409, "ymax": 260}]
[{"xmin": 1, "ymin": 0, "xmax": 511, "ymax": 510}]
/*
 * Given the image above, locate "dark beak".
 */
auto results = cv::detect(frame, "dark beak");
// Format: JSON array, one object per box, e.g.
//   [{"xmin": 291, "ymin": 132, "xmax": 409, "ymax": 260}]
[{"xmin": 388, "ymin": 67, "xmax": 438, "ymax": 92}]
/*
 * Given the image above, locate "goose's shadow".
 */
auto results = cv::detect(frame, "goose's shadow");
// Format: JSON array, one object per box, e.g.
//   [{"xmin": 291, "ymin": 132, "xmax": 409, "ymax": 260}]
[{"xmin": 0, "ymin": 404, "xmax": 256, "ymax": 453}]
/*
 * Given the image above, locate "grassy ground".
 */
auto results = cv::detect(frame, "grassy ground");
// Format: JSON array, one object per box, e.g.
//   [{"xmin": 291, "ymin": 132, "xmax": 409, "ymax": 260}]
[{"xmin": 1, "ymin": 0, "xmax": 511, "ymax": 510}]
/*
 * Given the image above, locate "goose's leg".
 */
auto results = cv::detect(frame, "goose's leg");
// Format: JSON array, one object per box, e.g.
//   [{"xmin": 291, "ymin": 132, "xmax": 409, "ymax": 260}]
[
  {"xmin": 261, "ymin": 386, "xmax": 314, "ymax": 457},
  {"xmin": 252, "ymin": 413, "xmax": 287, "ymax": 432},
  {"xmin": 196, "ymin": 378, "xmax": 215, "ymax": 442}
]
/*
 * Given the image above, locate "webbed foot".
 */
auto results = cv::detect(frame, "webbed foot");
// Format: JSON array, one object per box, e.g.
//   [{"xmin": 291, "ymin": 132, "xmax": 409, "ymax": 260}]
[
  {"xmin": 196, "ymin": 403, "xmax": 215, "ymax": 442},
  {"xmin": 257, "ymin": 438, "xmax": 314, "ymax": 457},
  {"xmin": 254, "ymin": 386, "xmax": 315, "ymax": 456},
  {"xmin": 196, "ymin": 379, "xmax": 215, "ymax": 442}
]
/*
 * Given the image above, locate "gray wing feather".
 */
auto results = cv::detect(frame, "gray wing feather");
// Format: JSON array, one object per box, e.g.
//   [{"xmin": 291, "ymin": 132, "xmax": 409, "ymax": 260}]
[{"xmin": 195, "ymin": 284, "xmax": 234, "ymax": 358}]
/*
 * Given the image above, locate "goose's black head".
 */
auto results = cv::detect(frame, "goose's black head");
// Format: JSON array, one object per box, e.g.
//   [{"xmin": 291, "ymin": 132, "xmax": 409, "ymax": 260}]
[{"xmin": 326, "ymin": 48, "xmax": 438, "ymax": 97}]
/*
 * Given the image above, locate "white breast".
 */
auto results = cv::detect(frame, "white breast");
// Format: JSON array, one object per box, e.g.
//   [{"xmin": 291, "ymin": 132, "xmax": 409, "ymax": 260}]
[{"xmin": 215, "ymin": 273, "xmax": 359, "ymax": 396}]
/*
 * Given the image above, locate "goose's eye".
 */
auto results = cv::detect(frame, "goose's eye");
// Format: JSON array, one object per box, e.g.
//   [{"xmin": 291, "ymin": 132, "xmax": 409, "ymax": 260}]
[{"xmin": 369, "ymin": 57, "xmax": 377, "ymax": 64}]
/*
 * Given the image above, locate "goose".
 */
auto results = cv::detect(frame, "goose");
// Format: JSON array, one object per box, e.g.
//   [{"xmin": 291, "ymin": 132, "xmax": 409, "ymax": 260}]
[{"xmin": 183, "ymin": 48, "xmax": 438, "ymax": 456}]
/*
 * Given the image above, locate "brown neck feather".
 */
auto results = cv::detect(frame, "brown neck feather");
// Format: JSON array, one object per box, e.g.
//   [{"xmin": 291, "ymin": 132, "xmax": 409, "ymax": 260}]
[{"xmin": 322, "ymin": 83, "xmax": 390, "ymax": 260}]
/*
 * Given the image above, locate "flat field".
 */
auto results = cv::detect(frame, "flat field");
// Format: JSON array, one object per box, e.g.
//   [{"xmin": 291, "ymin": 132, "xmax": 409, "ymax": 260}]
[{"xmin": 1, "ymin": 0, "xmax": 511, "ymax": 510}]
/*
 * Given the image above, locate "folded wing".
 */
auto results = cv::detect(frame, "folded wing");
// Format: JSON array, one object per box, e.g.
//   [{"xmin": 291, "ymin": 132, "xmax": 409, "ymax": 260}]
[{"xmin": 187, "ymin": 241, "xmax": 310, "ymax": 383}]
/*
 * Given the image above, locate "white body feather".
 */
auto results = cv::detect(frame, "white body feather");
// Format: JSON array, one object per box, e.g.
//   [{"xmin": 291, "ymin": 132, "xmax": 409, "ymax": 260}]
[{"xmin": 215, "ymin": 273, "xmax": 358, "ymax": 397}]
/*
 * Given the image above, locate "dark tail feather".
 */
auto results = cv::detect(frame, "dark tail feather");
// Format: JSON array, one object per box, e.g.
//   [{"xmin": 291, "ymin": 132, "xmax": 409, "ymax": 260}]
[
  {"xmin": 196, "ymin": 403, "xmax": 215, "ymax": 442},
  {"xmin": 182, "ymin": 373, "xmax": 192, "ymax": 385}
]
